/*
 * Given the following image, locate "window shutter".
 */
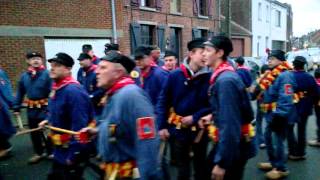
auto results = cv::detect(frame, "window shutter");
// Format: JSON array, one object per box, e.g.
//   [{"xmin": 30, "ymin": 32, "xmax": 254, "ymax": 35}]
[
  {"xmin": 130, "ymin": 22, "xmax": 141, "ymax": 53},
  {"xmin": 157, "ymin": 25, "xmax": 166, "ymax": 52},
  {"xmin": 207, "ymin": 0, "xmax": 213, "ymax": 16},
  {"xmin": 193, "ymin": 0, "xmax": 199, "ymax": 15},
  {"xmin": 192, "ymin": 28, "xmax": 201, "ymax": 39},
  {"xmin": 155, "ymin": 0, "xmax": 162, "ymax": 10},
  {"xmin": 131, "ymin": 0, "xmax": 140, "ymax": 7}
]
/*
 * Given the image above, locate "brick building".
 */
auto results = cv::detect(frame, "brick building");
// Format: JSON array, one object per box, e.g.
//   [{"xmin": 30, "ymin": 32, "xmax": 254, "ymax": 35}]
[
  {"xmin": 0, "ymin": 0, "xmax": 220, "ymax": 84},
  {"xmin": 122, "ymin": 0, "xmax": 219, "ymax": 60},
  {"xmin": 220, "ymin": 0, "xmax": 252, "ymax": 57},
  {"xmin": 0, "ymin": 0, "xmax": 122, "ymax": 84}
]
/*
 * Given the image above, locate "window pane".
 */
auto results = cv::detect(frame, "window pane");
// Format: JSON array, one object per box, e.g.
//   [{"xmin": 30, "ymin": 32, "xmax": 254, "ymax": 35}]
[
  {"xmin": 141, "ymin": 25, "xmax": 150, "ymax": 45},
  {"xmin": 199, "ymin": 0, "xmax": 207, "ymax": 16},
  {"xmin": 140, "ymin": 25, "xmax": 154, "ymax": 46},
  {"xmin": 169, "ymin": 28, "xmax": 182, "ymax": 61},
  {"xmin": 170, "ymin": 0, "xmax": 181, "ymax": 13},
  {"xmin": 258, "ymin": 3, "xmax": 262, "ymax": 21},
  {"xmin": 266, "ymin": 5, "xmax": 269, "ymax": 22},
  {"xmin": 141, "ymin": 0, "xmax": 146, "ymax": 6},
  {"xmin": 176, "ymin": 0, "xmax": 181, "ymax": 12},
  {"xmin": 141, "ymin": 0, "xmax": 154, "ymax": 7},
  {"xmin": 275, "ymin": 10, "xmax": 281, "ymax": 27},
  {"xmin": 201, "ymin": 29, "xmax": 208, "ymax": 38}
]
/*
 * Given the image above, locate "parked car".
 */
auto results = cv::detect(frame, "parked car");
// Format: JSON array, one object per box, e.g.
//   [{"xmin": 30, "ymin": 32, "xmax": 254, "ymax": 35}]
[
  {"xmin": 286, "ymin": 50, "xmax": 314, "ymax": 70},
  {"xmin": 306, "ymin": 47, "xmax": 320, "ymax": 69}
]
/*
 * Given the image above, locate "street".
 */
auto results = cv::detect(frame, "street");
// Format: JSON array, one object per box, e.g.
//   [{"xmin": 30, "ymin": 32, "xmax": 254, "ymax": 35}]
[{"xmin": 1, "ymin": 111, "xmax": 320, "ymax": 180}]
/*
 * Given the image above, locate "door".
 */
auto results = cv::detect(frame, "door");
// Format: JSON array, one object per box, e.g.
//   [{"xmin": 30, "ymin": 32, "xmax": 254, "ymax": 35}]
[
  {"xmin": 230, "ymin": 38, "xmax": 244, "ymax": 57},
  {"xmin": 44, "ymin": 38, "xmax": 110, "ymax": 78}
]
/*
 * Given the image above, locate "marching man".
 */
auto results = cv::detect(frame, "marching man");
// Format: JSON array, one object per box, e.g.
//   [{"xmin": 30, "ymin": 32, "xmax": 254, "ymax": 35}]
[
  {"xmin": 13, "ymin": 51, "xmax": 52, "ymax": 164},
  {"xmin": 256, "ymin": 50, "xmax": 297, "ymax": 179},
  {"xmin": 0, "ymin": 68, "xmax": 16, "ymax": 158},
  {"xmin": 39, "ymin": 52, "xmax": 94, "ymax": 179},
  {"xmin": 202, "ymin": 35, "xmax": 257, "ymax": 180},
  {"xmin": 82, "ymin": 51, "xmax": 161, "ymax": 180},
  {"xmin": 157, "ymin": 38, "xmax": 211, "ymax": 180}
]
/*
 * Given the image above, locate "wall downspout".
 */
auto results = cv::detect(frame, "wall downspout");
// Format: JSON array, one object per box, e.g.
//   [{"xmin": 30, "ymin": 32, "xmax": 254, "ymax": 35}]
[{"xmin": 111, "ymin": 0, "xmax": 118, "ymax": 43}]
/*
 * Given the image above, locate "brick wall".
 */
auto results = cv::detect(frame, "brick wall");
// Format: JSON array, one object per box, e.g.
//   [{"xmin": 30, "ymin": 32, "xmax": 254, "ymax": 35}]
[
  {"xmin": 0, "ymin": 0, "xmax": 113, "ymax": 29},
  {"xmin": 121, "ymin": 0, "xmax": 219, "ymax": 57},
  {"xmin": 0, "ymin": 37, "xmax": 45, "ymax": 88},
  {"xmin": 0, "ymin": 0, "xmax": 219, "ymax": 83},
  {"xmin": 0, "ymin": 0, "xmax": 126, "ymax": 86},
  {"xmin": 221, "ymin": 0, "xmax": 251, "ymax": 31}
]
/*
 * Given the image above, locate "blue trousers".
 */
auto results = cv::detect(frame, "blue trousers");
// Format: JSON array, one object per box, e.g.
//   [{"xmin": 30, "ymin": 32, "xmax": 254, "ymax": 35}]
[
  {"xmin": 255, "ymin": 105, "xmax": 265, "ymax": 145},
  {"xmin": 264, "ymin": 113, "xmax": 288, "ymax": 171}
]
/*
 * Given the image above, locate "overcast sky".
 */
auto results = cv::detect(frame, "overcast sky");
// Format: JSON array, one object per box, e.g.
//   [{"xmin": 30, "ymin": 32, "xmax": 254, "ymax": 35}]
[{"xmin": 278, "ymin": 0, "xmax": 320, "ymax": 37}]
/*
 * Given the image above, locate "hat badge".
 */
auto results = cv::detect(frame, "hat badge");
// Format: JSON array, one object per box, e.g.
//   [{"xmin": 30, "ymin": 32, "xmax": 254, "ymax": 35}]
[{"xmin": 130, "ymin": 70, "xmax": 140, "ymax": 78}]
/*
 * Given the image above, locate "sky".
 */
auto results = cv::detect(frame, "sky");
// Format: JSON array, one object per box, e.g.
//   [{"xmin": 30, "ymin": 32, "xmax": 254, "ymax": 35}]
[{"xmin": 278, "ymin": 0, "xmax": 320, "ymax": 37}]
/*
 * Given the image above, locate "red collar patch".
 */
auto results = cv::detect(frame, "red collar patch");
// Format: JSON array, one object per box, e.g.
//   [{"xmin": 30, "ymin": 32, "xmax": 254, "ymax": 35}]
[
  {"xmin": 52, "ymin": 76, "xmax": 79, "ymax": 91},
  {"xmin": 180, "ymin": 64, "xmax": 192, "ymax": 80},
  {"xmin": 106, "ymin": 76, "xmax": 135, "ymax": 96},
  {"xmin": 210, "ymin": 62, "xmax": 235, "ymax": 85},
  {"xmin": 28, "ymin": 65, "xmax": 46, "ymax": 78}
]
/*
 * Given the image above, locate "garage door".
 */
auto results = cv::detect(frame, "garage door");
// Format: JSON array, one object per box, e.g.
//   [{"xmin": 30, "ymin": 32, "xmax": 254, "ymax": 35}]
[
  {"xmin": 230, "ymin": 38, "xmax": 244, "ymax": 57},
  {"xmin": 44, "ymin": 38, "xmax": 110, "ymax": 78}
]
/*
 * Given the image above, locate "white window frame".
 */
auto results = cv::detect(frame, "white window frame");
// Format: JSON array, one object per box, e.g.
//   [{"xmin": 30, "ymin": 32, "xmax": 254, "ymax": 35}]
[
  {"xmin": 258, "ymin": 2, "xmax": 262, "ymax": 21},
  {"xmin": 266, "ymin": 5, "xmax": 269, "ymax": 23},
  {"xmin": 275, "ymin": 10, "xmax": 281, "ymax": 27}
]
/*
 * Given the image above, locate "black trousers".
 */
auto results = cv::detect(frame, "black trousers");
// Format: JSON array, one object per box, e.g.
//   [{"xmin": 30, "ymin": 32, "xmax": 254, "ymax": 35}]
[
  {"xmin": 47, "ymin": 160, "xmax": 87, "ymax": 180},
  {"xmin": 0, "ymin": 136, "xmax": 11, "ymax": 150},
  {"xmin": 205, "ymin": 148, "xmax": 247, "ymax": 180},
  {"xmin": 28, "ymin": 117, "xmax": 52, "ymax": 155},
  {"xmin": 161, "ymin": 141, "xmax": 171, "ymax": 180},
  {"xmin": 315, "ymin": 105, "xmax": 320, "ymax": 141},
  {"xmin": 170, "ymin": 136, "xmax": 208, "ymax": 180},
  {"xmin": 287, "ymin": 114, "xmax": 309, "ymax": 156}
]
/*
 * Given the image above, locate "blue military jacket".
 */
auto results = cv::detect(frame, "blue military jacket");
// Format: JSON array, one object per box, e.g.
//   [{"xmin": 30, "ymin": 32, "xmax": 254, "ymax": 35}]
[
  {"xmin": 262, "ymin": 70, "xmax": 297, "ymax": 123},
  {"xmin": 13, "ymin": 69, "xmax": 51, "ymax": 119},
  {"xmin": 156, "ymin": 65, "xmax": 211, "ymax": 140},
  {"xmin": 292, "ymin": 70, "xmax": 318, "ymax": 117},
  {"xmin": 0, "ymin": 69, "xmax": 16, "ymax": 137},
  {"xmin": 98, "ymin": 84, "xmax": 160, "ymax": 180},
  {"xmin": 140, "ymin": 66, "xmax": 168, "ymax": 106},
  {"xmin": 236, "ymin": 67, "xmax": 253, "ymax": 88},
  {"xmin": 209, "ymin": 70, "xmax": 256, "ymax": 169},
  {"xmin": 48, "ymin": 83, "xmax": 94, "ymax": 165},
  {"xmin": 77, "ymin": 66, "xmax": 104, "ymax": 116},
  {"xmin": 92, "ymin": 55, "xmax": 101, "ymax": 65}
]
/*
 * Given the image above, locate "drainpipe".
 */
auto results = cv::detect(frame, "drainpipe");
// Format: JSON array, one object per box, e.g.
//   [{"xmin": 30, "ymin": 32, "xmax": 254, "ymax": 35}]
[
  {"xmin": 224, "ymin": 0, "xmax": 231, "ymax": 38},
  {"xmin": 111, "ymin": 0, "xmax": 118, "ymax": 43},
  {"xmin": 217, "ymin": 0, "xmax": 221, "ymax": 31}
]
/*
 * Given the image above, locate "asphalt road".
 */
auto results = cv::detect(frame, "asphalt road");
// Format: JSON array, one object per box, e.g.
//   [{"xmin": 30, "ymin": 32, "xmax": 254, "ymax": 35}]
[{"xmin": 1, "ymin": 111, "xmax": 320, "ymax": 180}]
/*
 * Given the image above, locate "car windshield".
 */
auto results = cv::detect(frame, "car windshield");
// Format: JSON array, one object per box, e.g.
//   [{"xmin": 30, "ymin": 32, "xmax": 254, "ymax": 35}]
[
  {"xmin": 287, "ymin": 51, "xmax": 310, "ymax": 63},
  {"xmin": 307, "ymin": 48, "xmax": 320, "ymax": 56}
]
